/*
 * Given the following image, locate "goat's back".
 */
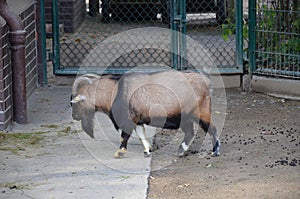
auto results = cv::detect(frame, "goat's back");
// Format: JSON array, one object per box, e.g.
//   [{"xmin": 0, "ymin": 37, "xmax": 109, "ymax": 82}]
[{"xmin": 113, "ymin": 70, "xmax": 210, "ymax": 125}]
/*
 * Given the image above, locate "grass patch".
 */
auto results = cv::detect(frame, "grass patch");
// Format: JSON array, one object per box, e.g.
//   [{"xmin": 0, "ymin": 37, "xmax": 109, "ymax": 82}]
[
  {"xmin": 40, "ymin": 124, "xmax": 59, "ymax": 129},
  {"xmin": 0, "ymin": 182, "xmax": 31, "ymax": 190},
  {"xmin": 120, "ymin": 176, "xmax": 131, "ymax": 181},
  {"xmin": 0, "ymin": 131, "xmax": 47, "ymax": 155},
  {"xmin": 57, "ymin": 126, "xmax": 79, "ymax": 137}
]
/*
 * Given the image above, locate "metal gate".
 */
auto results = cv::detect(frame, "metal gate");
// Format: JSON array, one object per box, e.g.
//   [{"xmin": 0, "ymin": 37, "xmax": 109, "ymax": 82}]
[
  {"xmin": 249, "ymin": 0, "xmax": 300, "ymax": 79},
  {"xmin": 48, "ymin": 0, "xmax": 243, "ymax": 75}
]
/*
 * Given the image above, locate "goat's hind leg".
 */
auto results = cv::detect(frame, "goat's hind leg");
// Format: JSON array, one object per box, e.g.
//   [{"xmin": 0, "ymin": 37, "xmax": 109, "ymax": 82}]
[
  {"xmin": 199, "ymin": 120, "xmax": 220, "ymax": 156},
  {"xmin": 114, "ymin": 130, "xmax": 130, "ymax": 159},
  {"xmin": 135, "ymin": 125, "xmax": 152, "ymax": 158},
  {"xmin": 177, "ymin": 121, "xmax": 195, "ymax": 157}
]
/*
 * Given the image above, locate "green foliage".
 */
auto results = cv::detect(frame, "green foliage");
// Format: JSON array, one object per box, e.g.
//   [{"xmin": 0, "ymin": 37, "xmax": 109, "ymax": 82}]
[
  {"xmin": 257, "ymin": 1, "xmax": 300, "ymax": 69},
  {"xmin": 221, "ymin": 17, "xmax": 249, "ymax": 66},
  {"xmin": 221, "ymin": 18, "xmax": 235, "ymax": 41},
  {"xmin": 221, "ymin": 18, "xmax": 248, "ymax": 42},
  {"xmin": 222, "ymin": 0, "xmax": 299, "ymax": 71},
  {"xmin": 222, "ymin": 18, "xmax": 248, "ymax": 41}
]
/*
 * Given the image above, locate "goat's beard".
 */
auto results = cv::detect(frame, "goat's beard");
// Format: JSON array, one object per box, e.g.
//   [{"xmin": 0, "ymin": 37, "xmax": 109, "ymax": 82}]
[{"xmin": 81, "ymin": 109, "xmax": 95, "ymax": 138}]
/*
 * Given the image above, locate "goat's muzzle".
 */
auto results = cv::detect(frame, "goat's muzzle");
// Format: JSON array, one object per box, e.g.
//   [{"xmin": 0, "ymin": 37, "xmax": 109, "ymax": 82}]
[{"xmin": 72, "ymin": 114, "xmax": 81, "ymax": 121}]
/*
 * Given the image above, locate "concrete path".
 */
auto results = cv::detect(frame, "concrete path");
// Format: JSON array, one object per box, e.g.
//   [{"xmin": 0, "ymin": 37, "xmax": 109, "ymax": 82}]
[{"xmin": 0, "ymin": 86, "xmax": 153, "ymax": 199}]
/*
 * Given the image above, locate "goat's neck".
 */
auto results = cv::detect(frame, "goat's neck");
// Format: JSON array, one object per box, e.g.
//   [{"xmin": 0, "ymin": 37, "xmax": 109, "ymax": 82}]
[{"xmin": 95, "ymin": 79, "xmax": 118, "ymax": 114}]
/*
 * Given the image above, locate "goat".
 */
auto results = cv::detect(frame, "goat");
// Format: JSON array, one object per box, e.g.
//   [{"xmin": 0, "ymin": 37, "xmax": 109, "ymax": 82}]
[{"xmin": 71, "ymin": 70, "xmax": 220, "ymax": 158}]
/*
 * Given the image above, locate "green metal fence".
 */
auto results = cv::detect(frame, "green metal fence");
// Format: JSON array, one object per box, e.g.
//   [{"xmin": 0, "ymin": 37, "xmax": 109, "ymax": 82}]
[
  {"xmin": 249, "ymin": 0, "xmax": 300, "ymax": 79},
  {"xmin": 49, "ymin": 0, "xmax": 243, "ymax": 75}
]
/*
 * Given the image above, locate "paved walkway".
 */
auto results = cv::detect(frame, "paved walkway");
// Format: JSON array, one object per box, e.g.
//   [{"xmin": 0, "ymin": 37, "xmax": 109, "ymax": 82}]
[{"xmin": 0, "ymin": 86, "xmax": 152, "ymax": 199}]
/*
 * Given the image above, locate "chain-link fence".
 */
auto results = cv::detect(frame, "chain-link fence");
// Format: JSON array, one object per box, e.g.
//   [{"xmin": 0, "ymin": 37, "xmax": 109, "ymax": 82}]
[
  {"xmin": 49, "ymin": 0, "xmax": 242, "ymax": 74},
  {"xmin": 249, "ymin": 0, "xmax": 300, "ymax": 79}
]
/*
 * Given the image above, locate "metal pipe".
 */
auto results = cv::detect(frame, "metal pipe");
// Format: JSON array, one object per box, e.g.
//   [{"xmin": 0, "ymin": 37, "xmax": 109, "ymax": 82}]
[{"xmin": 0, "ymin": 0, "xmax": 27, "ymax": 124}]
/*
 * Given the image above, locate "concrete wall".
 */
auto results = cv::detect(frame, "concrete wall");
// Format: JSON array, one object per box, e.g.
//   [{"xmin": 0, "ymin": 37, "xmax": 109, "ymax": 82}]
[
  {"xmin": 251, "ymin": 76, "xmax": 300, "ymax": 99},
  {"xmin": 0, "ymin": 0, "xmax": 37, "ymax": 129}
]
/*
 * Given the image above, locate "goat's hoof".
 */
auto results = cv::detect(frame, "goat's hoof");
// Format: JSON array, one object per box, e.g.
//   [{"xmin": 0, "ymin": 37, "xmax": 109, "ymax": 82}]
[
  {"xmin": 211, "ymin": 151, "xmax": 220, "ymax": 157},
  {"xmin": 176, "ymin": 148, "xmax": 185, "ymax": 157},
  {"xmin": 114, "ymin": 148, "xmax": 127, "ymax": 159},
  {"xmin": 144, "ymin": 151, "xmax": 151, "ymax": 158}
]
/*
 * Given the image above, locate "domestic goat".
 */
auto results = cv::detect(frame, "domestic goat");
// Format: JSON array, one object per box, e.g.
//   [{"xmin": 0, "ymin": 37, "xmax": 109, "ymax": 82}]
[{"xmin": 71, "ymin": 71, "xmax": 220, "ymax": 158}]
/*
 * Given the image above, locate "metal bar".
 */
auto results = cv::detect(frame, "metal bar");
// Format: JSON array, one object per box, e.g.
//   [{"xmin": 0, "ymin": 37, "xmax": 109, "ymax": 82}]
[
  {"xmin": 171, "ymin": 0, "xmax": 178, "ymax": 70},
  {"xmin": 235, "ymin": 0, "xmax": 243, "ymax": 71},
  {"xmin": 179, "ymin": 0, "xmax": 187, "ymax": 70},
  {"xmin": 39, "ymin": 0, "xmax": 47, "ymax": 85},
  {"xmin": 254, "ymin": 51, "xmax": 300, "ymax": 58},
  {"xmin": 255, "ymin": 29, "xmax": 299, "ymax": 36},
  {"xmin": 248, "ymin": 0, "xmax": 256, "ymax": 75},
  {"xmin": 54, "ymin": 67, "xmax": 243, "ymax": 75},
  {"xmin": 258, "ymin": 8, "xmax": 296, "ymax": 13},
  {"xmin": 52, "ymin": 0, "xmax": 61, "ymax": 74},
  {"xmin": 254, "ymin": 68, "xmax": 300, "ymax": 78}
]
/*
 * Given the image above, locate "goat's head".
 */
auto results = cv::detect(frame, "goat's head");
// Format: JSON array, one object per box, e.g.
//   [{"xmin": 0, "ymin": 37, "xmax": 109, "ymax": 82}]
[
  {"xmin": 70, "ymin": 75, "xmax": 98, "ymax": 138},
  {"xmin": 70, "ymin": 94, "xmax": 87, "ymax": 121}
]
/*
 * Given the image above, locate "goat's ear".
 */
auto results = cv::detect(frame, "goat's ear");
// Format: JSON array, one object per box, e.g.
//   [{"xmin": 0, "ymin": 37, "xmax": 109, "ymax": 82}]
[{"xmin": 70, "ymin": 95, "xmax": 87, "ymax": 103}]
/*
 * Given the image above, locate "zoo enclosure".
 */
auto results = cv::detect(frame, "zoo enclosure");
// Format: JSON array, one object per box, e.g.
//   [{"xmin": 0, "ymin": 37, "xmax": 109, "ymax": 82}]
[
  {"xmin": 249, "ymin": 0, "xmax": 300, "ymax": 79},
  {"xmin": 47, "ymin": 0, "xmax": 244, "ymax": 75}
]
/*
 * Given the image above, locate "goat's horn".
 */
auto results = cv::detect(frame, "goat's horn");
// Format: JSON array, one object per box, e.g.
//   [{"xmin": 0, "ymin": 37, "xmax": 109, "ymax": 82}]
[
  {"xmin": 72, "ymin": 76, "xmax": 94, "ymax": 94},
  {"xmin": 82, "ymin": 74, "xmax": 100, "ymax": 79},
  {"xmin": 70, "ymin": 95, "xmax": 86, "ymax": 103}
]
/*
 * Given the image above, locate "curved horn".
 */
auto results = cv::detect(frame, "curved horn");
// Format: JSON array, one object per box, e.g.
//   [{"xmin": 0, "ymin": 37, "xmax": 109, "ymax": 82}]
[
  {"xmin": 70, "ymin": 95, "xmax": 87, "ymax": 103},
  {"xmin": 82, "ymin": 74, "xmax": 100, "ymax": 79},
  {"xmin": 72, "ymin": 74, "xmax": 101, "ymax": 94},
  {"xmin": 72, "ymin": 76, "xmax": 94, "ymax": 94}
]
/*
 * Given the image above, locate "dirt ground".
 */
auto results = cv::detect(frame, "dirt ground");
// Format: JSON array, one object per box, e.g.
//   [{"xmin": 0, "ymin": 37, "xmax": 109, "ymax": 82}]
[{"xmin": 148, "ymin": 88, "xmax": 300, "ymax": 199}]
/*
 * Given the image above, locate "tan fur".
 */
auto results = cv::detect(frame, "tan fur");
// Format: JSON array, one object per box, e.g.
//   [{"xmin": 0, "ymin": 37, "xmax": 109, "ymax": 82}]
[
  {"xmin": 73, "ymin": 72, "xmax": 210, "ymax": 124},
  {"xmin": 94, "ymin": 76, "xmax": 118, "ymax": 114},
  {"xmin": 123, "ymin": 71, "xmax": 210, "ymax": 123},
  {"xmin": 74, "ymin": 75, "xmax": 118, "ymax": 113}
]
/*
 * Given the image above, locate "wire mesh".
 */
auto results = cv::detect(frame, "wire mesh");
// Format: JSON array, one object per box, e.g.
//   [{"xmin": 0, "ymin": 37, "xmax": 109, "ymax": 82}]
[
  {"xmin": 52, "ymin": 0, "xmax": 239, "ymax": 74},
  {"xmin": 253, "ymin": 0, "xmax": 300, "ymax": 79}
]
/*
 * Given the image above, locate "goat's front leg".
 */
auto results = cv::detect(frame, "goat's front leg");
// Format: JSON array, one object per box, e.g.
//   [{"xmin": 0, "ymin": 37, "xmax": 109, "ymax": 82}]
[
  {"xmin": 114, "ymin": 130, "xmax": 130, "ymax": 159},
  {"xmin": 135, "ymin": 125, "xmax": 152, "ymax": 157}
]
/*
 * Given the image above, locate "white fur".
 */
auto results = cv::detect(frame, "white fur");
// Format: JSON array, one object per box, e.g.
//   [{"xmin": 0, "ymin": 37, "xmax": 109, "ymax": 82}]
[
  {"xmin": 135, "ymin": 125, "xmax": 151, "ymax": 153},
  {"xmin": 181, "ymin": 142, "xmax": 189, "ymax": 151}
]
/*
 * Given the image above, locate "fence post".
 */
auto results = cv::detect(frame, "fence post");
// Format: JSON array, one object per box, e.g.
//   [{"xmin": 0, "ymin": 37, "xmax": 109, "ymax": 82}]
[
  {"xmin": 248, "ymin": 0, "xmax": 256, "ymax": 76},
  {"xmin": 179, "ymin": 0, "xmax": 186, "ymax": 70},
  {"xmin": 39, "ymin": 0, "xmax": 47, "ymax": 85},
  {"xmin": 171, "ymin": 0, "xmax": 187, "ymax": 71},
  {"xmin": 52, "ymin": 0, "xmax": 60, "ymax": 74},
  {"xmin": 235, "ymin": 0, "xmax": 243, "ymax": 72},
  {"xmin": 171, "ymin": 0, "xmax": 178, "ymax": 70}
]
